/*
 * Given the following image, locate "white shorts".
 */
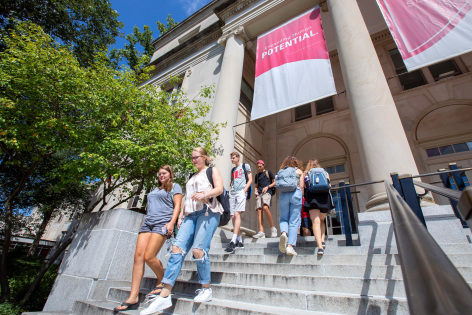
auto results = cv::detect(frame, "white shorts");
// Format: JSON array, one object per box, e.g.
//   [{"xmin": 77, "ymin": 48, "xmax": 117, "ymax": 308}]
[{"xmin": 229, "ymin": 190, "xmax": 246, "ymax": 215}]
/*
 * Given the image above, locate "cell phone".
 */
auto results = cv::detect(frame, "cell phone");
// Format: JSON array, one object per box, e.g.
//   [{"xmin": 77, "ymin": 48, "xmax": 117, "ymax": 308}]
[{"xmin": 162, "ymin": 226, "xmax": 168, "ymax": 234}]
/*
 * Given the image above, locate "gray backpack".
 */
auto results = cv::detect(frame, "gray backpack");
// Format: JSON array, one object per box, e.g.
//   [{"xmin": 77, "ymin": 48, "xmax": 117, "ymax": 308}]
[{"xmin": 275, "ymin": 167, "xmax": 298, "ymax": 192}]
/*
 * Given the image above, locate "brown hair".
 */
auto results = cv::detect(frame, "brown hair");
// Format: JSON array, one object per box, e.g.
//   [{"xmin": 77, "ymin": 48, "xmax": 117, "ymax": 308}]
[
  {"xmin": 193, "ymin": 147, "xmax": 210, "ymax": 166},
  {"xmin": 158, "ymin": 165, "xmax": 174, "ymax": 191},
  {"xmin": 279, "ymin": 156, "xmax": 303, "ymax": 170},
  {"xmin": 305, "ymin": 159, "xmax": 320, "ymax": 173},
  {"xmin": 230, "ymin": 151, "xmax": 240, "ymax": 158}
]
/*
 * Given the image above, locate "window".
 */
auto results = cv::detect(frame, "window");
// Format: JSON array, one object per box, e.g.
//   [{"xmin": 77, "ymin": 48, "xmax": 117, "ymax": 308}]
[
  {"xmin": 389, "ymin": 48, "xmax": 427, "ymax": 90},
  {"xmin": 428, "ymin": 59, "xmax": 462, "ymax": 81},
  {"xmin": 240, "ymin": 79, "xmax": 253, "ymax": 112},
  {"xmin": 294, "ymin": 104, "xmax": 312, "ymax": 121},
  {"xmin": 426, "ymin": 141, "xmax": 472, "ymax": 157},
  {"xmin": 315, "ymin": 97, "xmax": 334, "ymax": 115},
  {"xmin": 326, "ymin": 164, "xmax": 346, "ymax": 174}
]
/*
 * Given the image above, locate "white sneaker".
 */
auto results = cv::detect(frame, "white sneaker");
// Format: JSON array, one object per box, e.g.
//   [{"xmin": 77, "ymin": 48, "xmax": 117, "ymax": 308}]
[
  {"xmin": 194, "ymin": 288, "xmax": 212, "ymax": 303},
  {"xmin": 286, "ymin": 246, "xmax": 297, "ymax": 256},
  {"xmin": 279, "ymin": 233, "xmax": 288, "ymax": 253},
  {"xmin": 253, "ymin": 231, "xmax": 266, "ymax": 239},
  {"xmin": 140, "ymin": 295, "xmax": 172, "ymax": 315},
  {"xmin": 270, "ymin": 227, "xmax": 278, "ymax": 238}
]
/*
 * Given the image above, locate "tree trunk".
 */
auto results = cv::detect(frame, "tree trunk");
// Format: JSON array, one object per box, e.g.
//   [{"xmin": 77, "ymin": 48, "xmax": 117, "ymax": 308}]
[
  {"xmin": 27, "ymin": 208, "xmax": 53, "ymax": 257},
  {"xmin": 0, "ymin": 198, "xmax": 13, "ymax": 302},
  {"xmin": 0, "ymin": 159, "xmax": 43, "ymax": 302},
  {"xmin": 19, "ymin": 225, "xmax": 76, "ymax": 308}
]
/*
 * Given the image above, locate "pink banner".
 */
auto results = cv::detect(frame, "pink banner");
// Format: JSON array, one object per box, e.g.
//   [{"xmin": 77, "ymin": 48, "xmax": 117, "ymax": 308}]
[
  {"xmin": 376, "ymin": 0, "xmax": 472, "ymax": 71},
  {"xmin": 252, "ymin": 6, "xmax": 336, "ymax": 120}
]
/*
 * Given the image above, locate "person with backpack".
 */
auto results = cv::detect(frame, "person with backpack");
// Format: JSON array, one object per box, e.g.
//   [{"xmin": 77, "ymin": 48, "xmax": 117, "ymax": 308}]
[
  {"xmin": 225, "ymin": 151, "xmax": 253, "ymax": 253},
  {"xmin": 303, "ymin": 159, "xmax": 334, "ymax": 255},
  {"xmin": 275, "ymin": 156, "xmax": 304, "ymax": 256},
  {"xmin": 140, "ymin": 147, "xmax": 223, "ymax": 314},
  {"xmin": 253, "ymin": 160, "xmax": 277, "ymax": 238},
  {"xmin": 114, "ymin": 165, "xmax": 182, "ymax": 312}
]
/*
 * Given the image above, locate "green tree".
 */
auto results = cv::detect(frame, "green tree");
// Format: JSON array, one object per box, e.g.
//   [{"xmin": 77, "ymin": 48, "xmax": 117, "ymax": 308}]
[
  {"xmin": 109, "ymin": 14, "xmax": 179, "ymax": 70},
  {"xmin": 0, "ymin": 22, "xmax": 221, "ymax": 302},
  {"xmin": 0, "ymin": 0, "xmax": 122, "ymax": 67},
  {"xmin": 109, "ymin": 25, "xmax": 154, "ymax": 71},
  {"xmin": 157, "ymin": 14, "xmax": 178, "ymax": 36}
]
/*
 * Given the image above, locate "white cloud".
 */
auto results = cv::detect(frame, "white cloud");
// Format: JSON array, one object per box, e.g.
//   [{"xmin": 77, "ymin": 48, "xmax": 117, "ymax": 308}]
[{"xmin": 178, "ymin": 0, "xmax": 212, "ymax": 16}]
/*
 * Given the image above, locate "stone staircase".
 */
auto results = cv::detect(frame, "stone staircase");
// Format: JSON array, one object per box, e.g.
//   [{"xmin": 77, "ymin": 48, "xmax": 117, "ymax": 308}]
[{"xmin": 66, "ymin": 233, "xmax": 472, "ymax": 315}]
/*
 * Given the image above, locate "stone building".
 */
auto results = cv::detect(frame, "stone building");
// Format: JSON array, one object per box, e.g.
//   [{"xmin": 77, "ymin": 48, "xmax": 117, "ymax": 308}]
[
  {"xmin": 39, "ymin": 1, "xmax": 472, "ymax": 313},
  {"xmin": 132, "ymin": 0, "xmax": 472, "ymax": 230}
]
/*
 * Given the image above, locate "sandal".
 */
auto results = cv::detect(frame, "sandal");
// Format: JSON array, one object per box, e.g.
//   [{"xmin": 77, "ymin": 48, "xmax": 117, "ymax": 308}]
[
  {"xmin": 113, "ymin": 300, "xmax": 139, "ymax": 312},
  {"xmin": 144, "ymin": 283, "xmax": 165, "ymax": 302}
]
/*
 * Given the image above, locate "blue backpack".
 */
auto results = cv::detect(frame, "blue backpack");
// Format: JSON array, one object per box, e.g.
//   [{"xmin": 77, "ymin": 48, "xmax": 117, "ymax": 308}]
[
  {"xmin": 307, "ymin": 168, "xmax": 330, "ymax": 193},
  {"xmin": 275, "ymin": 167, "xmax": 298, "ymax": 192}
]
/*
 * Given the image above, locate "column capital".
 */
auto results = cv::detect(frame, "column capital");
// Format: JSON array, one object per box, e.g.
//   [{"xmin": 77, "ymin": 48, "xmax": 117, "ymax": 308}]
[{"xmin": 218, "ymin": 26, "xmax": 249, "ymax": 47}]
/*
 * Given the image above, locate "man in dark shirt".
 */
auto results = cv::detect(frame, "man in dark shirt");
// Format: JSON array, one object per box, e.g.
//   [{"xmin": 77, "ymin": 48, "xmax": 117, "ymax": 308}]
[{"xmin": 253, "ymin": 160, "xmax": 277, "ymax": 238}]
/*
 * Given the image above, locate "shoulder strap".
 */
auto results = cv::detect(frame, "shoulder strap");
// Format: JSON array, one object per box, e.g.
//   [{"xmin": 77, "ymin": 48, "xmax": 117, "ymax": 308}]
[
  {"xmin": 265, "ymin": 170, "xmax": 270, "ymax": 180},
  {"xmin": 206, "ymin": 167, "xmax": 214, "ymax": 187},
  {"xmin": 230, "ymin": 166, "xmax": 235, "ymax": 186},
  {"xmin": 243, "ymin": 163, "xmax": 249, "ymax": 183}
]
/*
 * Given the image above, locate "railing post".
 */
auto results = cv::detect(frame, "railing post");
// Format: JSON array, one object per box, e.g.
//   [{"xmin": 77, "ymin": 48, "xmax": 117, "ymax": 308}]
[
  {"xmin": 439, "ymin": 168, "xmax": 468, "ymax": 228},
  {"xmin": 398, "ymin": 174, "xmax": 426, "ymax": 227},
  {"xmin": 339, "ymin": 182, "xmax": 353, "ymax": 246},
  {"xmin": 449, "ymin": 163, "xmax": 468, "ymax": 191},
  {"xmin": 390, "ymin": 172, "xmax": 403, "ymax": 197},
  {"xmin": 345, "ymin": 182, "xmax": 358, "ymax": 233}
]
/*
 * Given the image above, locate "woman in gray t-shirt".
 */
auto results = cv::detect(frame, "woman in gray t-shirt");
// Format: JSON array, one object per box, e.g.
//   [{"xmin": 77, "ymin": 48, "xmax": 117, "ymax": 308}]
[{"xmin": 114, "ymin": 165, "xmax": 182, "ymax": 312}]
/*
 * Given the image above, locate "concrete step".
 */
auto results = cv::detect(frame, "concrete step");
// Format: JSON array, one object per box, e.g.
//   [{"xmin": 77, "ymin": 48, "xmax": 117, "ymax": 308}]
[
  {"xmin": 211, "ymin": 237, "xmax": 359, "ymax": 248},
  {"xmin": 73, "ymin": 296, "xmax": 335, "ymax": 315},
  {"xmin": 139, "ymin": 270, "xmax": 408, "ymax": 297},
  {"xmin": 107, "ymin": 282, "xmax": 408, "ymax": 314},
  {"xmin": 209, "ymin": 243, "xmax": 472, "ymax": 255},
  {"xmin": 202, "ymin": 252, "xmax": 472, "ymax": 268},
  {"xmin": 104, "ymin": 281, "xmax": 409, "ymax": 314},
  {"xmin": 181, "ymin": 260, "xmax": 405, "ymax": 279},
  {"xmin": 178, "ymin": 260, "xmax": 472, "ymax": 282}
]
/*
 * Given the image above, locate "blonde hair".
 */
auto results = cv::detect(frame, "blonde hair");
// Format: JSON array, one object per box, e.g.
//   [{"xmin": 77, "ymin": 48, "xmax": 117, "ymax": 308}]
[
  {"xmin": 193, "ymin": 147, "xmax": 210, "ymax": 166},
  {"xmin": 158, "ymin": 165, "xmax": 174, "ymax": 192},
  {"xmin": 305, "ymin": 159, "xmax": 320, "ymax": 173},
  {"xmin": 279, "ymin": 156, "xmax": 303, "ymax": 170}
]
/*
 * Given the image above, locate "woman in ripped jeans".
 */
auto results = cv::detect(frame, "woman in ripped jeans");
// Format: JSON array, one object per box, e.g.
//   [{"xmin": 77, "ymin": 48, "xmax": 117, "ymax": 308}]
[{"xmin": 140, "ymin": 147, "xmax": 223, "ymax": 315}]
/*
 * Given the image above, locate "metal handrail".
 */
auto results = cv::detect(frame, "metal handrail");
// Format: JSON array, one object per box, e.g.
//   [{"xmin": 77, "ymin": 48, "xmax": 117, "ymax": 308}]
[
  {"xmin": 330, "ymin": 179, "xmax": 384, "ymax": 191},
  {"xmin": 384, "ymin": 180, "xmax": 472, "ymax": 314},
  {"xmin": 411, "ymin": 166, "xmax": 472, "ymax": 179},
  {"xmin": 413, "ymin": 180, "xmax": 461, "ymax": 200}
]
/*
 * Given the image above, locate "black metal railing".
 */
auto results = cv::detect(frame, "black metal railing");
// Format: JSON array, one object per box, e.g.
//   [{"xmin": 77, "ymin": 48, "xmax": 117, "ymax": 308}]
[
  {"xmin": 331, "ymin": 180, "xmax": 384, "ymax": 246},
  {"xmin": 384, "ymin": 180, "xmax": 472, "ymax": 314},
  {"xmin": 391, "ymin": 166, "xmax": 472, "ymax": 231}
]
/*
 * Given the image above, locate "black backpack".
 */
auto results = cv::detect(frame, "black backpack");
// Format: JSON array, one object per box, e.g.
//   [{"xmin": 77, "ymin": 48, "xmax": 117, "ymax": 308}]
[{"xmin": 190, "ymin": 167, "xmax": 231, "ymax": 227}]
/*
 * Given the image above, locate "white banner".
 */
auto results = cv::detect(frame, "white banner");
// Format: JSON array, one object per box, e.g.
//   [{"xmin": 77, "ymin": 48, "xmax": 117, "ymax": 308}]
[
  {"xmin": 251, "ymin": 6, "xmax": 336, "ymax": 121},
  {"xmin": 376, "ymin": 0, "xmax": 472, "ymax": 71}
]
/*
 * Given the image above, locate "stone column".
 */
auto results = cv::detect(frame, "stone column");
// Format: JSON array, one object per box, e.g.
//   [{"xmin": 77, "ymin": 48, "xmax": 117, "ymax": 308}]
[
  {"xmin": 211, "ymin": 26, "xmax": 247, "ymax": 187},
  {"xmin": 327, "ymin": 0, "xmax": 420, "ymax": 210}
]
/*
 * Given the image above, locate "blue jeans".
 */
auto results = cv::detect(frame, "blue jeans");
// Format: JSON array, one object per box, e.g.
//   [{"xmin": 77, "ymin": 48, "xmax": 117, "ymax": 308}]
[
  {"xmin": 161, "ymin": 207, "xmax": 220, "ymax": 286},
  {"xmin": 278, "ymin": 188, "xmax": 302, "ymax": 246}
]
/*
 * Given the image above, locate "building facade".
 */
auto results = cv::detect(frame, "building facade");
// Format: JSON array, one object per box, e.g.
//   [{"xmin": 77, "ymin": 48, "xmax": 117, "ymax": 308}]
[{"xmin": 92, "ymin": 0, "xmax": 472, "ymax": 234}]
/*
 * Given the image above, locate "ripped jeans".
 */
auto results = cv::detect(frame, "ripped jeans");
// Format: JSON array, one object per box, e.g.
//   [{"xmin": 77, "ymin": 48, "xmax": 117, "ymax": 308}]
[{"xmin": 161, "ymin": 207, "xmax": 220, "ymax": 286}]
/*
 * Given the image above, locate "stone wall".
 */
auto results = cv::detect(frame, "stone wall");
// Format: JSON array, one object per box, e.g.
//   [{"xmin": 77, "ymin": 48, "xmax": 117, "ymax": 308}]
[{"xmin": 43, "ymin": 208, "xmax": 168, "ymax": 312}]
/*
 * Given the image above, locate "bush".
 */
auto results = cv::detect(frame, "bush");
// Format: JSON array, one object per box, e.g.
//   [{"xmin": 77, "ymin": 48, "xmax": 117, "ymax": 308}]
[
  {"xmin": 4, "ymin": 249, "xmax": 59, "ymax": 313},
  {"xmin": 0, "ymin": 302, "xmax": 21, "ymax": 315}
]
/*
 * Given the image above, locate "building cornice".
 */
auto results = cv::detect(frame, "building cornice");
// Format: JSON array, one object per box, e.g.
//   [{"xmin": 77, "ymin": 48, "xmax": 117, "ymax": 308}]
[{"xmin": 149, "ymin": 21, "xmax": 223, "ymax": 76}]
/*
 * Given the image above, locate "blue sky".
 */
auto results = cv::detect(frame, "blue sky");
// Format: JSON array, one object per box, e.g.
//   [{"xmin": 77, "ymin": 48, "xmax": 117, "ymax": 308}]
[{"xmin": 111, "ymin": 0, "xmax": 212, "ymax": 48}]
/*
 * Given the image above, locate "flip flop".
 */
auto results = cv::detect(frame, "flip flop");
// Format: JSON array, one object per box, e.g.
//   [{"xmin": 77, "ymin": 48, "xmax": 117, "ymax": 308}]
[
  {"xmin": 113, "ymin": 301, "xmax": 139, "ymax": 312},
  {"xmin": 144, "ymin": 283, "xmax": 165, "ymax": 302}
]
